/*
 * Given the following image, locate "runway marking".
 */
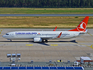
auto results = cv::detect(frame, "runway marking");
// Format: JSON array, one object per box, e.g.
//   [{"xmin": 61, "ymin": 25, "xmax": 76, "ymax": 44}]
[
  {"xmin": 0, "ymin": 29, "xmax": 3, "ymax": 34},
  {"xmin": 89, "ymin": 45, "xmax": 93, "ymax": 49},
  {"xmin": 79, "ymin": 44, "xmax": 89, "ymax": 46},
  {"xmin": 88, "ymin": 32, "xmax": 92, "ymax": 36},
  {"xmin": 51, "ymin": 44, "xmax": 58, "ymax": 46},
  {"xmin": 79, "ymin": 44, "xmax": 93, "ymax": 49},
  {"xmin": 26, "ymin": 44, "xmax": 33, "ymax": 46}
]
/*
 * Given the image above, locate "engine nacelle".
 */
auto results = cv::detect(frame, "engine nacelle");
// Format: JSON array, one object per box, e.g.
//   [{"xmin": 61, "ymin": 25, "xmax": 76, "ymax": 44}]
[{"xmin": 34, "ymin": 38, "xmax": 42, "ymax": 42}]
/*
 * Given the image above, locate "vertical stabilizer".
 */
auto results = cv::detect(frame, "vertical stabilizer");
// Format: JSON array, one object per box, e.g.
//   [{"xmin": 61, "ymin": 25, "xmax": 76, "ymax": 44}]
[{"xmin": 69, "ymin": 16, "xmax": 89, "ymax": 32}]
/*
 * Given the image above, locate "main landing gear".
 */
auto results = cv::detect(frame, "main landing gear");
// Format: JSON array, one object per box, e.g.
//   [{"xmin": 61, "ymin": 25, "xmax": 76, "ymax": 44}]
[
  {"xmin": 42, "ymin": 39, "xmax": 48, "ymax": 43},
  {"xmin": 45, "ymin": 39, "xmax": 48, "ymax": 43}
]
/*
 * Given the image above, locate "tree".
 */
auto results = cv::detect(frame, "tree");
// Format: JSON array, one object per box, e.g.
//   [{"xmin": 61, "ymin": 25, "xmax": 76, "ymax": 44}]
[{"xmin": 0, "ymin": 0, "xmax": 93, "ymax": 8}]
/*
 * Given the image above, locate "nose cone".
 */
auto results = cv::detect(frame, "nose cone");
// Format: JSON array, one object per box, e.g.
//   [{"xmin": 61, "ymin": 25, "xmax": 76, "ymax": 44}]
[{"xmin": 3, "ymin": 35, "xmax": 6, "ymax": 38}]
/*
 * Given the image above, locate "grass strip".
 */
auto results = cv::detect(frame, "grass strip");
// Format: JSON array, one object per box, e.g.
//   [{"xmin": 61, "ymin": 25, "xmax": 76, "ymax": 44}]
[
  {"xmin": 0, "ymin": 16, "xmax": 92, "ymax": 28},
  {"xmin": 0, "ymin": 8, "xmax": 93, "ymax": 14}
]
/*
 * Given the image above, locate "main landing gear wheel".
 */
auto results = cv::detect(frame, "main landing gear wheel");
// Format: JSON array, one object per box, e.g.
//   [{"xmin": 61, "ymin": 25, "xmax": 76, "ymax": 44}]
[
  {"xmin": 45, "ymin": 39, "xmax": 48, "ymax": 43},
  {"xmin": 42, "ymin": 39, "xmax": 48, "ymax": 43}
]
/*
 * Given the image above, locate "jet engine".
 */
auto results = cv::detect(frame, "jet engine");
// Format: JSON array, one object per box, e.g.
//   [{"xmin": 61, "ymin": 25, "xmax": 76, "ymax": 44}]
[{"xmin": 34, "ymin": 38, "xmax": 42, "ymax": 42}]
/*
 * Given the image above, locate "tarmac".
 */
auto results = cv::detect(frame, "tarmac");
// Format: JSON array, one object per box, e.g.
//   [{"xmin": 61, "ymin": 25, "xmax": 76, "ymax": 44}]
[
  {"xmin": 0, "ymin": 29, "xmax": 93, "ymax": 62},
  {"xmin": 0, "ymin": 14, "xmax": 93, "ymax": 16}
]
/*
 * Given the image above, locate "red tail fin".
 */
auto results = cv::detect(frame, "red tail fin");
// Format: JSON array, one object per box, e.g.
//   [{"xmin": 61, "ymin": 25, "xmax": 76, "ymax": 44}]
[{"xmin": 69, "ymin": 16, "xmax": 89, "ymax": 32}]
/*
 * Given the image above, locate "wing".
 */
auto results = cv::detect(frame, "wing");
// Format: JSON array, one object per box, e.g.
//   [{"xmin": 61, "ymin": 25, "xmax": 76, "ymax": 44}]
[{"xmin": 34, "ymin": 32, "xmax": 62, "ymax": 40}]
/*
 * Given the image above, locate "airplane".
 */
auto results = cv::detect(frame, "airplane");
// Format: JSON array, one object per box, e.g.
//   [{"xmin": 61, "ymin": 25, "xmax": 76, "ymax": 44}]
[{"xmin": 3, "ymin": 16, "xmax": 89, "ymax": 43}]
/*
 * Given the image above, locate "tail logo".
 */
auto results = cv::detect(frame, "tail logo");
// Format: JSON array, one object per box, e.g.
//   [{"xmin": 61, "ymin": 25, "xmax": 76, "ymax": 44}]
[
  {"xmin": 80, "ymin": 22, "xmax": 84, "ymax": 29},
  {"xmin": 69, "ymin": 16, "xmax": 89, "ymax": 32},
  {"xmin": 77, "ymin": 22, "xmax": 86, "ymax": 31},
  {"xmin": 80, "ymin": 22, "xmax": 86, "ymax": 29}
]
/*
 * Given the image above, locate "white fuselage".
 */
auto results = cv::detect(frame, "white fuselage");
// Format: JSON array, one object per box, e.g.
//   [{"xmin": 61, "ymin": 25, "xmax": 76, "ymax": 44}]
[
  {"xmin": 2, "ymin": 16, "xmax": 89, "ymax": 42},
  {"xmin": 3, "ymin": 31, "xmax": 80, "ymax": 41}
]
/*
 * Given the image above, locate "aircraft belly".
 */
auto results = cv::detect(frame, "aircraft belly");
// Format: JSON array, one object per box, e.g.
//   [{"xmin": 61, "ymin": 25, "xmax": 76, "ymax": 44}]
[
  {"xmin": 60, "ymin": 35, "xmax": 76, "ymax": 39},
  {"xmin": 39, "ymin": 35, "xmax": 53, "ymax": 39},
  {"xmin": 60, "ymin": 34, "xmax": 73, "ymax": 39}
]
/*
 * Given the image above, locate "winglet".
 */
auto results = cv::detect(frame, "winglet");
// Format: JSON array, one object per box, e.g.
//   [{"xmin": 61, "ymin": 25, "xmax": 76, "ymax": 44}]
[
  {"xmin": 53, "ymin": 26, "xmax": 57, "ymax": 31},
  {"xmin": 57, "ymin": 32, "xmax": 62, "ymax": 38}
]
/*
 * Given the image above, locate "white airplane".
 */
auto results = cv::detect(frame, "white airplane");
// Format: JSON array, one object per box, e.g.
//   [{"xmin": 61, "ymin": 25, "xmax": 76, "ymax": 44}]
[{"xmin": 3, "ymin": 16, "xmax": 89, "ymax": 42}]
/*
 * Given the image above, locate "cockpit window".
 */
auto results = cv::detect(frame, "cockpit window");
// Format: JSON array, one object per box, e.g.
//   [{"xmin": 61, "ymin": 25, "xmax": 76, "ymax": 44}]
[{"xmin": 6, "ymin": 33, "xmax": 9, "ymax": 35}]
